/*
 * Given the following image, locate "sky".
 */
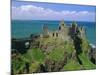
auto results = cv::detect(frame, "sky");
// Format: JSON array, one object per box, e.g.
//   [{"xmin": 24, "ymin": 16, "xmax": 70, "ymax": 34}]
[{"xmin": 12, "ymin": 0, "xmax": 96, "ymax": 22}]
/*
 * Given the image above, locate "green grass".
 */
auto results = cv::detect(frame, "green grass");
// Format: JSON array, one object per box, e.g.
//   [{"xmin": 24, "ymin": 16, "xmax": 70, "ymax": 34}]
[
  {"xmin": 12, "ymin": 55, "xmax": 26, "ymax": 74},
  {"xmin": 47, "ymin": 41, "xmax": 75, "ymax": 62},
  {"xmin": 12, "ymin": 48, "xmax": 45, "ymax": 74},
  {"xmin": 63, "ymin": 59, "xmax": 82, "ymax": 71},
  {"xmin": 47, "ymin": 46, "xmax": 65, "ymax": 61},
  {"xmin": 64, "ymin": 42, "xmax": 74, "ymax": 54},
  {"xmin": 79, "ymin": 53, "xmax": 96, "ymax": 69},
  {"xmin": 63, "ymin": 52, "xmax": 96, "ymax": 71},
  {"xmin": 12, "ymin": 36, "xmax": 96, "ymax": 74},
  {"xmin": 23, "ymin": 48, "xmax": 45, "ymax": 73},
  {"xmin": 81, "ymin": 38, "xmax": 90, "ymax": 54},
  {"xmin": 29, "ymin": 61, "xmax": 40, "ymax": 73},
  {"xmin": 23, "ymin": 48, "xmax": 45, "ymax": 63}
]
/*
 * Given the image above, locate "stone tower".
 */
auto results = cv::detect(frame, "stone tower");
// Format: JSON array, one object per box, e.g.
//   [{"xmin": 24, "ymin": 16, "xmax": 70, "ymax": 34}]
[
  {"xmin": 58, "ymin": 20, "xmax": 66, "ymax": 31},
  {"xmin": 58, "ymin": 20, "xmax": 69, "ymax": 41},
  {"xmin": 43, "ymin": 24, "xmax": 49, "ymax": 37}
]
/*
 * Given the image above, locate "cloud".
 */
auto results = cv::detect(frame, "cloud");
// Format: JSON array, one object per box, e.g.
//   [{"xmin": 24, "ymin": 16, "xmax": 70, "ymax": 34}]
[{"xmin": 12, "ymin": 5, "xmax": 95, "ymax": 21}]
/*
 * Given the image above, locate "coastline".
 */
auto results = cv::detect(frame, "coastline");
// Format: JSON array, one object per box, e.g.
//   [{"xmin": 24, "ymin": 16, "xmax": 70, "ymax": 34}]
[
  {"xmin": 12, "ymin": 20, "xmax": 96, "ymax": 45},
  {"xmin": 11, "ymin": 21, "xmax": 96, "ymax": 74}
]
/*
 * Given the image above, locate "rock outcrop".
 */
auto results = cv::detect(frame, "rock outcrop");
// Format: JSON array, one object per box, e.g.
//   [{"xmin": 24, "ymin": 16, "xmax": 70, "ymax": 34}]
[{"xmin": 11, "ymin": 20, "xmax": 96, "ymax": 75}]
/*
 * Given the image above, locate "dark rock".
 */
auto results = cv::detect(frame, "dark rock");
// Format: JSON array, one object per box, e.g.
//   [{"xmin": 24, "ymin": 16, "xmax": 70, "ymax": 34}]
[{"xmin": 88, "ymin": 45, "xmax": 96, "ymax": 64}]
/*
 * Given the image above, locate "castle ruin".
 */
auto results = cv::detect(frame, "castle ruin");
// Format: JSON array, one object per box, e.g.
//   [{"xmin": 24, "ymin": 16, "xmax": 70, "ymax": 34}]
[{"xmin": 40, "ymin": 20, "xmax": 85, "ymax": 42}]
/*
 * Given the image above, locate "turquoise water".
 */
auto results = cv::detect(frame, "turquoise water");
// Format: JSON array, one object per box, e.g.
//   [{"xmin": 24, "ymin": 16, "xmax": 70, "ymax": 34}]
[{"xmin": 11, "ymin": 20, "xmax": 96, "ymax": 45}]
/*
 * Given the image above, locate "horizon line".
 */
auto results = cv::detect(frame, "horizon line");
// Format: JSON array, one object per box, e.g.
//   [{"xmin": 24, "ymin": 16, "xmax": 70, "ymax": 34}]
[{"xmin": 11, "ymin": 19, "xmax": 96, "ymax": 22}]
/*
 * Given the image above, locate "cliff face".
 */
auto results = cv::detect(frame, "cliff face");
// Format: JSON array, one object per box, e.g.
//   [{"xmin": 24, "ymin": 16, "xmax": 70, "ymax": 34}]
[
  {"xmin": 39, "ymin": 21, "xmax": 87, "ymax": 54},
  {"xmin": 11, "ymin": 21, "xmax": 96, "ymax": 75}
]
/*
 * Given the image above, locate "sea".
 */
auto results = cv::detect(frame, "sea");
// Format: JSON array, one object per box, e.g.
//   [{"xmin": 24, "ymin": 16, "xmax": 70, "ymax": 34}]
[{"xmin": 11, "ymin": 20, "xmax": 96, "ymax": 45}]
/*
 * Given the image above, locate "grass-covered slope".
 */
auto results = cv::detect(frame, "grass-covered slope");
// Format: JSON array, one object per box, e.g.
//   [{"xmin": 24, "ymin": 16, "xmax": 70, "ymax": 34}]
[
  {"xmin": 12, "ymin": 48, "xmax": 45, "ymax": 74},
  {"xmin": 11, "ymin": 21, "xmax": 96, "ymax": 74},
  {"xmin": 79, "ymin": 53, "xmax": 95, "ymax": 69},
  {"xmin": 23, "ymin": 48, "xmax": 45, "ymax": 63}
]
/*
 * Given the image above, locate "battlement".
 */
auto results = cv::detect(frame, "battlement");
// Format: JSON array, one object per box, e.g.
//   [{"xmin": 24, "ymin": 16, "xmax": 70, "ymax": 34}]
[{"xmin": 41, "ymin": 20, "xmax": 86, "ymax": 41}]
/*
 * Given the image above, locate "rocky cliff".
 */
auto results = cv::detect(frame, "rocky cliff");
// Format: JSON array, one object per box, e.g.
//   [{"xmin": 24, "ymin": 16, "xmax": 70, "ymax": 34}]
[{"xmin": 11, "ymin": 21, "xmax": 96, "ymax": 75}]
